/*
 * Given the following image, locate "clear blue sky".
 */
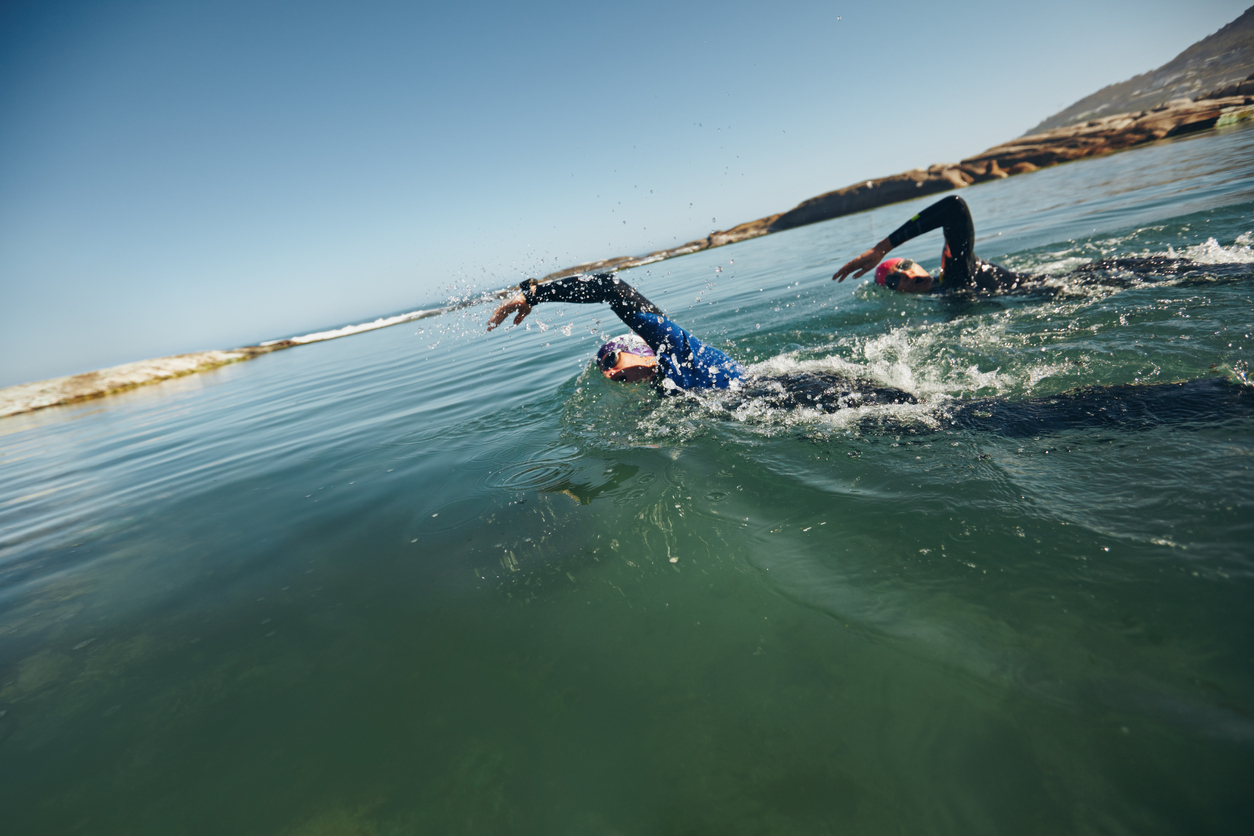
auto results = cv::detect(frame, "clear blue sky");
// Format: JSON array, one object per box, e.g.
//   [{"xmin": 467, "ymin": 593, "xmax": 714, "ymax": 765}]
[{"xmin": 2, "ymin": 0, "xmax": 1249, "ymax": 386}]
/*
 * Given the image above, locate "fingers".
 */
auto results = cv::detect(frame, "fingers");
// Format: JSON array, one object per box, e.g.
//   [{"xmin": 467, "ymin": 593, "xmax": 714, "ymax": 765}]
[
  {"xmin": 511, "ymin": 299, "xmax": 531, "ymax": 326},
  {"xmin": 486, "ymin": 303, "xmax": 511, "ymax": 331},
  {"xmin": 832, "ymin": 260, "xmax": 860, "ymax": 282},
  {"xmin": 486, "ymin": 295, "xmax": 530, "ymax": 331},
  {"xmin": 832, "ymin": 249, "xmax": 881, "ymax": 282}
]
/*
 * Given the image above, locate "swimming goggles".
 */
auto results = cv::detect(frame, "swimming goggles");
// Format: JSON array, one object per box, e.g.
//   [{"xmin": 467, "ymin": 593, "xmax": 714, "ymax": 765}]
[{"xmin": 884, "ymin": 259, "xmax": 916, "ymax": 290}]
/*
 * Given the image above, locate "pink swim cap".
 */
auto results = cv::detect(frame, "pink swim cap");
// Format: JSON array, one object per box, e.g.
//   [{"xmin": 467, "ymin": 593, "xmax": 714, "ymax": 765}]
[{"xmin": 875, "ymin": 258, "xmax": 906, "ymax": 286}]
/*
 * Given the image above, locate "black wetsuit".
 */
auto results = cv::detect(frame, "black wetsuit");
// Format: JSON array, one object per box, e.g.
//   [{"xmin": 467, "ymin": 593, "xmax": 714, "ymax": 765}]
[
  {"xmin": 949, "ymin": 377, "xmax": 1254, "ymax": 436},
  {"xmin": 887, "ymin": 196, "xmax": 1204, "ymax": 293}
]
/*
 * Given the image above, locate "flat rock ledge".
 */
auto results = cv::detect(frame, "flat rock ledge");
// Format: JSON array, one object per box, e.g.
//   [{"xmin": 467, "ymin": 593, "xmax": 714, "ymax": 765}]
[
  {"xmin": 0, "ymin": 346, "xmax": 280, "ymax": 419},
  {"xmin": 543, "ymin": 91, "xmax": 1254, "ymax": 281}
]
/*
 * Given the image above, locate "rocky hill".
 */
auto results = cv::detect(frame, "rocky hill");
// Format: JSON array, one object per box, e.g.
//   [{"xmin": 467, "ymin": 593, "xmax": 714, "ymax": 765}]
[{"xmin": 1024, "ymin": 5, "xmax": 1254, "ymax": 135}]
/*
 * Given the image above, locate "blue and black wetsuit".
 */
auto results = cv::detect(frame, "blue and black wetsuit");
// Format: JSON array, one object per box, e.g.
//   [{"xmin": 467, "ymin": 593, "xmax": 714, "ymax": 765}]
[
  {"xmin": 887, "ymin": 196, "xmax": 1202, "ymax": 293},
  {"xmin": 520, "ymin": 273, "xmax": 746, "ymax": 391}
]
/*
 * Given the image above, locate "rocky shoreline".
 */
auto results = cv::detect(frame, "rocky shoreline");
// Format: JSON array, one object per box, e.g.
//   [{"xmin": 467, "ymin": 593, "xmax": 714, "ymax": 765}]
[
  {"xmin": 542, "ymin": 82, "xmax": 1254, "ymax": 280},
  {"xmin": 4, "ymin": 82, "xmax": 1253, "ymax": 419}
]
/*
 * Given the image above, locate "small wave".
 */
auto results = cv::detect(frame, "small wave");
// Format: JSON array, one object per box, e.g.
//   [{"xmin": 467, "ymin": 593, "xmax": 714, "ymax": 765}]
[
  {"xmin": 260, "ymin": 307, "xmax": 446, "ymax": 347},
  {"xmin": 708, "ymin": 392, "xmax": 946, "ymax": 436},
  {"xmin": 1167, "ymin": 233, "xmax": 1254, "ymax": 264},
  {"xmin": 1010, "ymin": 233, "xmax": 1254, "ymax": 276},
  {"xmin": 1018, "ymin": 256, "xmax": 1092, "ymax": 276}
]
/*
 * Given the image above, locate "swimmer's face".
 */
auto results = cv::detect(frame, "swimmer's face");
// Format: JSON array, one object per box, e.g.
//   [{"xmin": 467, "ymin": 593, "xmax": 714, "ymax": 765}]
[
  {"xmin": 887, "ymin": 261, "xmax": 934, "ymax": 293},
  {"xmin": 601, "ymin": 351, "xmax": 659, "ymax": 382}
]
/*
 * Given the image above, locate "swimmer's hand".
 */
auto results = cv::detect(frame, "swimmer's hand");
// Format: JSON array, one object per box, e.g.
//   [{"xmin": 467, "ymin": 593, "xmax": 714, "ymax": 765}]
[
  {"xmin": 833, "ymin": 240, "xmax": 892, "ymax": 282},
  {"xmin": 487, "ymin": 294, "xmax": 533, "ymax": 330}
]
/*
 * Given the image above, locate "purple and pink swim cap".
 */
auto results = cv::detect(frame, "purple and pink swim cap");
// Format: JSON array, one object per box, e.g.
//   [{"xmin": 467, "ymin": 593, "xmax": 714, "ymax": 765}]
[{"xmin": 596, "ymin": 333, "xmax": 654, "ymax": 368}]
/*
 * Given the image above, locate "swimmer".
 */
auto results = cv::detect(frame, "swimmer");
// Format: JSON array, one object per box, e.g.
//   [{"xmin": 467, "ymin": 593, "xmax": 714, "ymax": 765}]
[
  {"xmin": 832, "ymin": 195, "xmax": 1207, "ymax": 294},
  {"xmin": 487, "ymin": 273, "xmax": 915, "ymax": 406},
  {"xmin": 488, "ymin": 273, "xmax": 745, "ymax": 391}
]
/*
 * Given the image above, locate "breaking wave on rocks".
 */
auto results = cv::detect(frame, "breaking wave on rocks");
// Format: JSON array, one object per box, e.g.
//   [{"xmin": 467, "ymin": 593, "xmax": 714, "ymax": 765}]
[{"xmin": 260, "ymin": 306, "xmax": 448, "ymax": 347}]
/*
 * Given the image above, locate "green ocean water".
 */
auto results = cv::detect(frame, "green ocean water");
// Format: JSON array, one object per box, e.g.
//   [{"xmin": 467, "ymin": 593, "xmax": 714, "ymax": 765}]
[{"xmin": 2, "ymin": 124, "xmax": 1254, "ymax": 835}]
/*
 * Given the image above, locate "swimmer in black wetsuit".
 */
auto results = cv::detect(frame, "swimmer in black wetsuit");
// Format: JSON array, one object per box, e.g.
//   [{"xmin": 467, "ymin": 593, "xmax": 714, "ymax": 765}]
[{"xmin": 832, "ymin": 195, "xmax": 1204, "ymax": 294}]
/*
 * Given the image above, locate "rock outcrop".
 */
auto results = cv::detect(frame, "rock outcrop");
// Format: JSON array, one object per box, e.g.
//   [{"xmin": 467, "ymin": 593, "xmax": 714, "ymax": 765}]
[
  {"xmin": 764, "ymin": 93, "xmax": 1254, "ymax": 237},
  {"xmin": 541, "ymin": 216, "xmax": 784, "ymax": 280},
  {"xmin": 965, "ymin": 94, "xmax": 1254, "ymax": 170},
  {"xmin": 770, "ymin": 166, "xmax": 980, "ymax": 233}
]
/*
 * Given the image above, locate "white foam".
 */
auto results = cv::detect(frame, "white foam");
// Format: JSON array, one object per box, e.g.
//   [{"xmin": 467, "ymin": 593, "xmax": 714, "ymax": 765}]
[
  {"xmin": 1168, "ymin": 234, "xmax": 1254, "ymax": 264},
  {"xmin": 260, "ymin": 308, "xmax": 442, "ymax": 346}
]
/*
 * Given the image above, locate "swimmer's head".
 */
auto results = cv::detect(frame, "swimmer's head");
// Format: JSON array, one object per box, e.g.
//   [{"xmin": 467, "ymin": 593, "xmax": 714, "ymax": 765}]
[
  {"xmin": 875, "ymin": 257, "xmax": 933, "ymax": 293},
  {"xmin": 597, "ymin": 334, "xmax": 658, "ymax": 382},
  {"xmin": 874, "ymin": 258, "xmax": 905, "ymax": 286}
]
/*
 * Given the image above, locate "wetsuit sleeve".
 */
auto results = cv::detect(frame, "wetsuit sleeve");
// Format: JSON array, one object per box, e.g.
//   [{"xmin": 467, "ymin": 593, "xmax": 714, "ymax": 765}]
[
  {"xmin": 886, "ymin": 195, "xmax": 976, "ymax": 249},
  {"xmin": 884, "ymin": 195, "xmax": 1028, "ymax": 292},
  {"xmin": 886, "ymin": 195, "xmax": 978, "ymax": 282},
  {"xmin": 622, "ymin": 311, "xmax": 746, "ymax": 391},
  {"xmin": 520, "ymin": 273, "xmax": 664, "ymax": 320}
]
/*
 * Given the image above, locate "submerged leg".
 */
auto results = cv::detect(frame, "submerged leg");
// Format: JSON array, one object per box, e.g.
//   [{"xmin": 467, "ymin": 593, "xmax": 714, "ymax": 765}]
[{"xmin": 951, "ymin": 378, "xmax": 1254, "ymax": 436}]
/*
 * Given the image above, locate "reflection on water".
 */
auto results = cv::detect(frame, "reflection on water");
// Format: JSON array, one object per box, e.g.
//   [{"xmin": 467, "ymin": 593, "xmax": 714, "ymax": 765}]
[{"xmin": 2, "ymin": 125, "xmax": 1254, "ymax": 834}]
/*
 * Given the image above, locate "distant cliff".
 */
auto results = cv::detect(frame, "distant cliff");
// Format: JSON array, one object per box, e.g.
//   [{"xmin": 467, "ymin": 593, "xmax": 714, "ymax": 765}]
[
  {"xmin": 1024, "ymin": 6, "xmax": 1254, "ymax": 135},
  {"xmin": 542, "ymin": 91, "xmax": 1254, "ymax": 281}
]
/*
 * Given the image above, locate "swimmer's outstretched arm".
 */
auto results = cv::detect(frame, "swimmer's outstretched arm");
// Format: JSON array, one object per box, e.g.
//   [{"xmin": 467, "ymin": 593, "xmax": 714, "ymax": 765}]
[
  {"xmin": 487, "ymin": 273, "xmax": 664, "ymax": 331},
  {"xmin": 832, "ymin": 239, "xmax": 893, "ymax": 282},
  {"xmin": 831, "ymin": 195, "xmax": 976, "ymax": 282}
]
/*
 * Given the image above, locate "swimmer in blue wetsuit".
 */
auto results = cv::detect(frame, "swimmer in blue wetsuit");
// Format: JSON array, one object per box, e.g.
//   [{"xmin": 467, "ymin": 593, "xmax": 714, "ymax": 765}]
[
  {"xmin": 488, "ymin": 273, "xmax": 917, "ymax": 408},
  {"xmin": 488, "ymin": 273, "xmax": 747, "ymax": 392}
]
